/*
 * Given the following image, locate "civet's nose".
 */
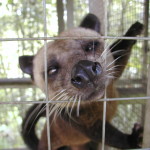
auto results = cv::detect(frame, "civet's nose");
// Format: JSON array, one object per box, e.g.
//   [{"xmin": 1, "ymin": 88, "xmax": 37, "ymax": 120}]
[{"xmin": 71, "ymin": 60, "xmax": 102, "ymax": 89}]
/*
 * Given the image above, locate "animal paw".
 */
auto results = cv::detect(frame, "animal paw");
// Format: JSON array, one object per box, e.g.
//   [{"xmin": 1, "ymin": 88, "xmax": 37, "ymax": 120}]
[
  {"xmin": 126, "ymin": 21, "xmax": 144, "ymax": 36},
  {"xmin": 128, "ymin": 123, "xmax": 143, "ymax": 148}
]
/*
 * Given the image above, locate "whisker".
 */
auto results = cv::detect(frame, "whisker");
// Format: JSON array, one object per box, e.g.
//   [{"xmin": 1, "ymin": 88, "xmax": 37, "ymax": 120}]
[
  {"xmin": 101, "ymin": 39, "xmax": 118, "ymax": 58},
  {"xmin": 107, "ymin": 71, "xmax": 116, "ymax": 75},
  {"xmin": 28, "ymin": 89, "xmax": 68, "ymax": 132},
  {"xmin": 57, "ymin": 102, "xmax": 68, "ymax": 119},
  {"xmin": 101, "ymin": 47, "xmax": 109, "ymax": 58},
  {"xmin": 49, "ymin": 103, "xmax": 61, "ymax": 118},
  {"xmin": 25, "ymin": 89, "xmax": 67, "ymax": 131},
  {"xmin": 50, "ymin": 104, "xmax": 62, "ymax": 124},
  {"xmin": 105, "ymin": 49, "xmax": 125, "ymax": 60},
  {"xmin": 101, "ymin": 39, "xmax": 122, "ymax": 61},
  {"xmin": 77, "ymin": 96, "xmax": 81, "ymax": 117},
  {"xmin": 54, "ymin": 104, "xmax": 66, "ymax": 122},
  {"xmin": 69, "ymin": 94, "xmax": 78, "ymax": 118},
  {"xmin": 106, "ymin": 65, "xmax": 121, "ymax": 71},
  {"xmin": 108, "ymin": 39, "xmax": 122, "ymax": 52},
  {"xmin": 104, "ymin": 38, "xmax": 119, "ymax": 50},
  {"xmin": 66, "ymin": 96, "xmax": 79, "ymax": 123},
  {"xmin": 50, "ymin": 92, "xmax": 71, "ymax": 124},
  {"xmin": 106, "ymin": 55, "xmax": 123, "ymax": 69},
  {"xmin": 66, "ymin": 96, "xmax": 74, "ymax": 114},
  {"xmin": 49, "ymin": 92, "xmax": 69, "ymax": 116},
  {"xmin": 35, "ymin": 90, "xmax": 67, "ymax": 119},
  {"xmin": 54, "ymin": 92, "xmax": 68, "ymax": 101},
  {"xmin": 106, "ymin": 65, "xmax": 123, "ymax": 71},
  {"xmin": 110, "ymin": 49, "xmax": 125, "ymax": 55},
  {"xmin": 24, "ymin": 103, "xmax": 44, "ymax": 134},
  {"xmin": 49, "ymin": 90, "xmax": 68, "ymax": 102},
  {"xmin": 106, "ymin": 75, "xmax": 117, "ymax": 79}
]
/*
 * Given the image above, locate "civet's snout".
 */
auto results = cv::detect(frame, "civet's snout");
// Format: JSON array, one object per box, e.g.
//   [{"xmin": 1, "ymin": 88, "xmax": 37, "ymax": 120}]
[{"xmin": 71, "ymin": 60, "xmax": 102, "ymax": 89}]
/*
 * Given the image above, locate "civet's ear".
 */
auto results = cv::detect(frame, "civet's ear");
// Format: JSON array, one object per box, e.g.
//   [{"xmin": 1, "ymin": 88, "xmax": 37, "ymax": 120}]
[
  {"xmin": 79, "ymin": 13, "xmax": 100, "ymax": 33},
  {"xmin": 19, "ymin": 56, "xmax": 34, "ymax": 77}
]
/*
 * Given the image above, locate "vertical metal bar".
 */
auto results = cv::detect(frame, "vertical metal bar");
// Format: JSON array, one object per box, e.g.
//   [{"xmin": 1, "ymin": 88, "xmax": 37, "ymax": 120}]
[
  {"xmin": 143, "ymin": 64, "xmax": 150, "ymax": 147},
  {"xmin": 141, "ymin": 0, "xmax": 149, "ymax": 127},
  {"xmin": 43, "ymin": 0, "xmax": 51, "ymax": 150},
  {"xmin": 101, "ymin": 101, "xmax": 107, "ymax": 150},
  {"xmin": 101, "ymin": 0, "xmax": 108, "ymax": 150}
]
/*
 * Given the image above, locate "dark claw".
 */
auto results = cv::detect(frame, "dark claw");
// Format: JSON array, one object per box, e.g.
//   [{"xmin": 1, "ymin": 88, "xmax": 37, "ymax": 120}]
[{"xmin": 128, "ymin": 123, "xmax": 143, "ymax": 148}]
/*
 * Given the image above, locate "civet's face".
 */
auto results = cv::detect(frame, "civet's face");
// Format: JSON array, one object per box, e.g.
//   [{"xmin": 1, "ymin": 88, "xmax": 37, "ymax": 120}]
[
  {"xmin": 19, "ymin": 14, "xmax": 114, "ymax": 102},
  {"xmin": 33, "ymin": 28, "xmax": 114, "ymax": 101}
]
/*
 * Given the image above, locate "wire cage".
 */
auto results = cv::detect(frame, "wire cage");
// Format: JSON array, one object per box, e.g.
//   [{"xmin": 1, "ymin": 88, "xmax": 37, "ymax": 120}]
[{"xmin": 0, "ymin": 0, "xmax": 149, "ymax": 149}]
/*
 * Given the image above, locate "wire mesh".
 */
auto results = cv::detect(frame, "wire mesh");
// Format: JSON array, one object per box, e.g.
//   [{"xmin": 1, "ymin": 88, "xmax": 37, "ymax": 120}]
[{"xmin": 0, "ymin": 0, "xmax": 149, "ymax": 149}]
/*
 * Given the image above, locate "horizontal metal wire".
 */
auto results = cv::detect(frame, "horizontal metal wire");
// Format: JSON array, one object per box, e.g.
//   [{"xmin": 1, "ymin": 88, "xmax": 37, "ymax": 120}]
[
  {"xmin": 0, "ymin": 96, "xmax": 150, "ymax": 105},
  {"xmin": 0, "ymin": 149, "xmax": 29, "ymax": 150},
  {"xmin": 0, "ymin": 148, "xmax": 149, "ymax": 150},
  {"xmin": 0, "ymin": 36, "xmax": 149, "ymax": 42},
  {"xmin": 1, "ymin": 149, "xmax": 150, "ymax": 150}
]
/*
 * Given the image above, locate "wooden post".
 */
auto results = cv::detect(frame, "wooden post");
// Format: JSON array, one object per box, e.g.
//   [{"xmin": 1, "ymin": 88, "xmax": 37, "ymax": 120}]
[
  {"xmin": 56, "ymin": 0, "xmax": 65, "ymax": 34},
  {"xmin": 66, "ymin": 0, "xmax": 74, "ymax": 29},
  {"xmin": 143, "ymin": 64, "xmax": 150, "ymax": 148},
  {"xmin": 89, "ymin": 0, "xmax": 105, "ymax": 34},
  {"xmin": 142, "ymin": 0, "xmax": 149, "ymax": 81}
]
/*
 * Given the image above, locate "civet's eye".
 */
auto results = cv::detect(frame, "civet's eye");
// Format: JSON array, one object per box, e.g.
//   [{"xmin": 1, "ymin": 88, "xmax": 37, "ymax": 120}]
[
  {"xmin": 84, "ymin": 41, "xmax": 100, "ymax": 52},
  {"xmin": 48, "ymin": 66, "xmax": 59, "ymax": 77},
  {"xmin": 47, "ymin": 60, "xmax": 60, "ymax": 78}
]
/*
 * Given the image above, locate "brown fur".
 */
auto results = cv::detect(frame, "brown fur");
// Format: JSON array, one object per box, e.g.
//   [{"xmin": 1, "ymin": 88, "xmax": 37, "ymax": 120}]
[
  {"xmin": 38, "ymin": 82, "xmax": 118, "ymax": 150},
  {"xmin": 31, "ymin": 28, "xmax": 115, "ymax": 150}
]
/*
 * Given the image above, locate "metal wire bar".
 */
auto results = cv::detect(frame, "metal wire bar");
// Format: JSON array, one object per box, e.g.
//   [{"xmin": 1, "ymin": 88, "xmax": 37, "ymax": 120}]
[
  {"xmin": 101, "ymin": 0, "xmax": 108, "ymax": 149},
  {"xmin": 0, "ymin": 149, "xmax": 29, "ymax": 150},
  {"xmin": 43, "ymin": 0, "xmax": 51, "ymax": 149},
  {"xmin": 0, "ymin": 96, "xmax": 150, "ymax": 105},
  {"xmin": 0, "ymin": 36, "xmax": 149, "ymax": 42},
  {"xmin": 1, "ymin": 148, "xmax": 150, "ymax": 150},
  {"xmin": 102, "ymin": 100, "xmax": 107, "ymax": 150}
]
